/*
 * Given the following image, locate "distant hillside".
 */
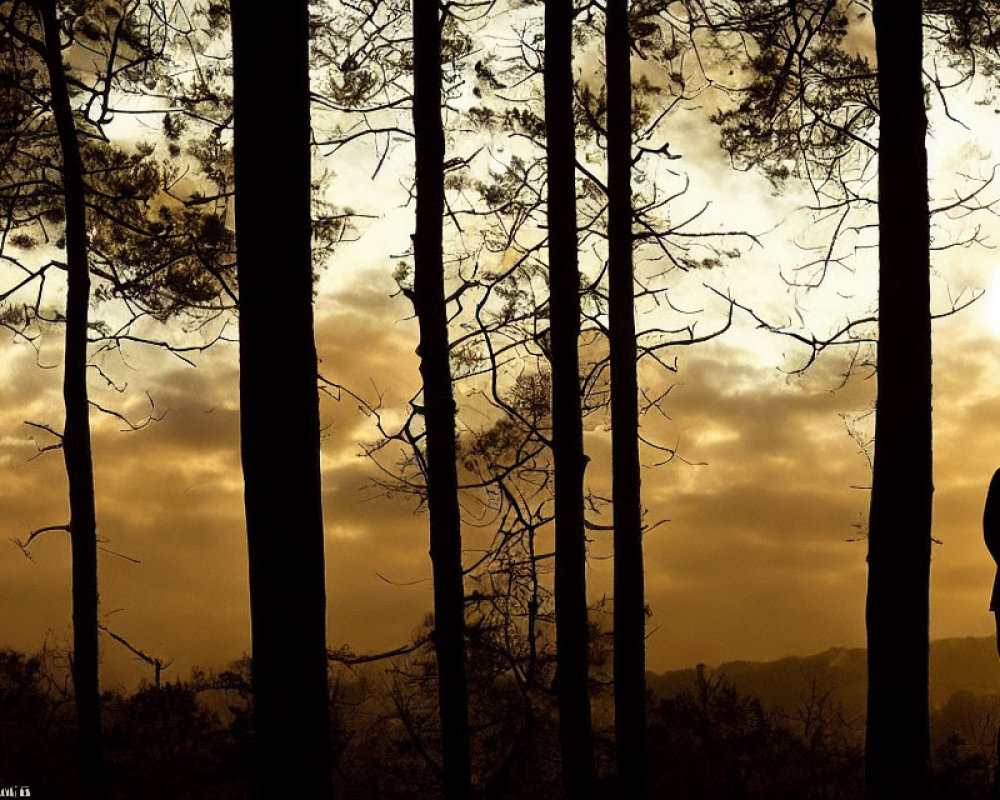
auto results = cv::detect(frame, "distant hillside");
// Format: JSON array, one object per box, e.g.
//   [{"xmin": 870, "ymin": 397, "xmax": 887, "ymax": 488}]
[{"xmin": 648, "ymin": 636, "xmax": 1000, "ymax": 716}]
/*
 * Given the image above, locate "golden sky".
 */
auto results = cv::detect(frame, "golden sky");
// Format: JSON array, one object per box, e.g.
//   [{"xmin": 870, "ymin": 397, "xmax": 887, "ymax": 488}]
[
  {"xmin": 5, "ymin": 21, "xmax": 1000, "ymax": 690},
  {"xmin": 4, "ymin": 258, "xmax": 1000, "ymax": 690}
]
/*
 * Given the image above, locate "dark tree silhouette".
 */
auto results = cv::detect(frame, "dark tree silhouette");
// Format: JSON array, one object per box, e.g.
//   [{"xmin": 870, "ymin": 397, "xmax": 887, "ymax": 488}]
[
  {"xmin": 411, "ymin": 0, "xmax": 473, "ymax": 797},
  {"xmin": 865, "ymin": 1, "xmax": 933, "ymax": 795},
  {"xmin": 605, "ymin": 2, "xmax": 646, "ymax": 797},
  {"xmin": 230, "ymin": 1, "xmax": 332, "ymax": 795},
  {"xmin": 1, "ymin": 3, "xmax": 239, "ymax": 794},
  {"xmin": 688, "ymin": 3, "xmax": 953, "ymax": 791},
  {"xmin": 543, "ymin": 0, "xmax": 597, "ymax": 794},
  {"xmin": 313, "ymin": 25, "xmax": 734, "ymax": 795},
  {"xmin": 34, "ymin": 1, "xmax": 106, "ymax": 795}
]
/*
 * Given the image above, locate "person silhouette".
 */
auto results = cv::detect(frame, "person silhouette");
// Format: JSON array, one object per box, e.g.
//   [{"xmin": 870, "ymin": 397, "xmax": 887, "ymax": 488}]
[
  {"xmin": 985, "ymin": 468, "xmax": 1000, "ymax": 657},
  {"xmin": 988, "ymin": 469, "xmax": 1000, "ymax": 800}
]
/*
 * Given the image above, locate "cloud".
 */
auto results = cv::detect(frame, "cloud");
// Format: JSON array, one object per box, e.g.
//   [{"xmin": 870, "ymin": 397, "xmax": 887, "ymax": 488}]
[
  {"xmin": 6, "ymin": 191, "xmax": 1000, "ymax": 692},
  {"xmin": 593, "ymin": 341, "xmax": 875, "ymax": 667}
]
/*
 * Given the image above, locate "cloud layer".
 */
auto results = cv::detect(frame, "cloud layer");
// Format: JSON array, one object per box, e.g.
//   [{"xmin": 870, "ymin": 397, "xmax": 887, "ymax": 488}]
[{"xmin": 4, "ymin": 265, "xmax": 999, "ymax": 692}]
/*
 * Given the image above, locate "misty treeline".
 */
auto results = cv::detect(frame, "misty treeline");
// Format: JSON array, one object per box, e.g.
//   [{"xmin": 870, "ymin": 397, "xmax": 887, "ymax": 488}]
[
  {"xmin": 1, "ymin": 0, "xmax": 999, "ymax": 798},
  {"xmin": 6, "ymin": 639, "xmax": 1000, "ymax": 799}
]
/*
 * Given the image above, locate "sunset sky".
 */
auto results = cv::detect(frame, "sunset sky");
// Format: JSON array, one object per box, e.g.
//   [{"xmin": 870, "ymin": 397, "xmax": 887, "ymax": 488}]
[{"xmin": 4, "ymin": 14, "xmax": 1000, "ymax": 691}]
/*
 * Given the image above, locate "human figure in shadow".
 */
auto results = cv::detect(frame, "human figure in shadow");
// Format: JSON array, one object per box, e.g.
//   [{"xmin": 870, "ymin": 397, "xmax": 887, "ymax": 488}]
[
  {"xmin": 983, "ymin": 468, "xmax": 1000, "ymax": 796},
  {"xmin": 986, "ymin": 469, "xmax": 1000, "ymax": 652}
]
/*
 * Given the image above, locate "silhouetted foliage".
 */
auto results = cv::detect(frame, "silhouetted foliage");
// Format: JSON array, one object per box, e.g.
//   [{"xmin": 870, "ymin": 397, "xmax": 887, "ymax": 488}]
[
  {"xmin": 0, "ymin": 649, "xmax": 77, "ymax": 797},
  {"xmin": 6, "ymin": 1, "xmax": 1000, "ymax": 799},
  {"xmin": 103, "ymin": 683, "xmax": 248, "ymax": 800},
  {"xmin": 3, "ymin": 643, "xmax": 997, "ymax": 799}
]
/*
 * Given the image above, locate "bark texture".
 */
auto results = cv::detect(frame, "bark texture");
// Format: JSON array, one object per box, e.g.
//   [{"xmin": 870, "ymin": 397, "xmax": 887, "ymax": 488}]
[
  {"xmin": 37, "ymin": 2, "xmax": 106, "ymax": 796},
  {"xmin": 544, "ymin": 0, "xmax": 597, "ymax": 794},
  {"xmin": 412, "ymin": 0, "xmax": 473, "ymax": 797},
  {"xmin": 606, "ymin": 1, "xmax": 646, "ymax": 797},
  {"xmin": 231, "ymin": 1, "xmax": 333, "ymax": 795},
  {"xmin": 865, "ymin": 2, "xmax": 932, "ymax": 796}
]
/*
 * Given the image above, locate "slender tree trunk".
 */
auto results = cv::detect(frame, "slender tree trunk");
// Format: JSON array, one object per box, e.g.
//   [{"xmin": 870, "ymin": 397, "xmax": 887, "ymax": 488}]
[
  {"xmin": 605, "ymin": 1, "xmax": 646, "ymax": 797},
  {"xmin": 36, "ymin": 3, "xmax": 106, "ymax": 797},
  {"xmin": 231, "ymin": 2, "xmax": 333, "ymax": 796},
  {"xmin": 865, "ymin": 2, "xmax": 932, "ymax": 796},
  {"xmin": 412, "ymin": 1, "xmax": 473, "ymax": 798},
  {"xmin": 544, "ymin": 0, "xmax": 596, "ymax": 795}
]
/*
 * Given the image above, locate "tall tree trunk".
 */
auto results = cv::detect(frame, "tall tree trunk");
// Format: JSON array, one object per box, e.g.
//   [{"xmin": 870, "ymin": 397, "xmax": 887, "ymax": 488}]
[
  {"xmin": 544, "ymin": 0, "xmax": 597, "ymax": 795},
  {"xmin": 865, "ymin": 2, "xmax": 932, "ymax": 796},
  {"xmin": 605, "ymin": 1, "xmax": 646, "ymax": 797},
  {"xmin": 230, "ymin": 2, "xmax": 333, "ymax": 796},
  {"xmin": 36, "ymin": 3, "xmax": 106, "ymax": 797},
  {"xmin": 412, "ymin": 1, "xmax": 473, "ymax": 798}
]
